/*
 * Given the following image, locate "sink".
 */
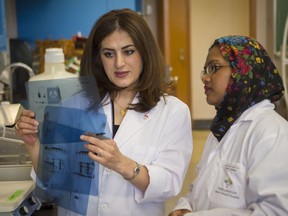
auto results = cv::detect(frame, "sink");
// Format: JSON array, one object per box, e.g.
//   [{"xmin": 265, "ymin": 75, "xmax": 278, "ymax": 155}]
[
  {"xmin": 0, "ymin": 154, "xmax": 32, "ymax": 165},
  {"xmin": 0, "ymin": 154, "xmax": 32, "ymax": 181},
  {"xmin": 0, "ymin": 131, "xmax": 33, "ymax": 181},
  {"xmin": 0, "ymin": 164, "xmax": 32, "ymax": 181}
]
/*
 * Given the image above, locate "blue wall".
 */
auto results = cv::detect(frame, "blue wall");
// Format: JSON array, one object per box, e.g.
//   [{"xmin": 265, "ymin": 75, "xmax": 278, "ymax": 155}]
[{"xmin": 15, "ymin": 0, "xmax": 139, "ymax": 45}]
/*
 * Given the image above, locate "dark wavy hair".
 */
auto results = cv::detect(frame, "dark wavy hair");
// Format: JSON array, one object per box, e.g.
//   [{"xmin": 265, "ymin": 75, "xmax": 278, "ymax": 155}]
[{"xmin": 80, "ymin": 8, "xmax": 165, "ymax": 112}]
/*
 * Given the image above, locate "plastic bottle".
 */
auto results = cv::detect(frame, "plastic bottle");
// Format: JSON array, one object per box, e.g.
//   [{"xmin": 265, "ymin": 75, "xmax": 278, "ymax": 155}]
[{"xmin": 29, "ymin": 48, "xmax": 77, "ymax": 81}]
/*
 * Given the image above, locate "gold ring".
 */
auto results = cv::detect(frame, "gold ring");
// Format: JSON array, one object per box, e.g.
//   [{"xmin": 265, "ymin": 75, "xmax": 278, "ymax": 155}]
[
  {"xmin": 15, "ymin": 123, "xmax": 20, "ymax": 130},
  {"xmin": 98, "ymin": 149, "xmax": 103, "ymax": 157}
]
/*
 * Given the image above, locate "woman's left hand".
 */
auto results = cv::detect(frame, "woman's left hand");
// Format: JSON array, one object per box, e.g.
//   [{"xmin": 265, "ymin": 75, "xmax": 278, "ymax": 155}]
[
  {"xmin": 80, "ymin": 134, "xmax": 132, "ymax": 173},
  {"xmin": 80, "ymin": 134, "xmax": 150, "ymax": 192}
]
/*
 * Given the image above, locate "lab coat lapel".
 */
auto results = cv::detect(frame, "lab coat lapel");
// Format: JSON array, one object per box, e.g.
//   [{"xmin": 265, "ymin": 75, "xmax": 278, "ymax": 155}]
[
  {"xmin": 102, "ymin": 95, "xmax": 152, "ymax": 147},
  {"xmin": 115, "ymin": 109, "xmax": 151, "ymax": 147}
]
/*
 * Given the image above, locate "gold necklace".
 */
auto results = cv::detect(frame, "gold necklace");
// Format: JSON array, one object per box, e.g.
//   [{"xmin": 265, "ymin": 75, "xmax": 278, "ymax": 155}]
[{"xmin": 114, "ymin": 100, "xmax": 128, "ymax": 117}]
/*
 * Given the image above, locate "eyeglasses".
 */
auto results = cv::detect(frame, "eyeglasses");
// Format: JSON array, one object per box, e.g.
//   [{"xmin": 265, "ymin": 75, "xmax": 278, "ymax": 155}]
[{"xmin": 200, "ymin": 64, "xmax": 231, "ymax": 79}]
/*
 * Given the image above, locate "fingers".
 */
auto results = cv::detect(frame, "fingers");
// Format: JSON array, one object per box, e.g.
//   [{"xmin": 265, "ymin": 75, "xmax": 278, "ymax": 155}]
[
  {"xmin": 21, "ymin": 109, "xmax": 35, "ymax": 117},
  {"xmin": 81, "ymin": 134, "xmax": 102, "ymax": 151},
  {"xmin": 86, "ymin": 143, "xmax": 104, "ymax": 157},
  {"xmin": 16, "ymin": 121, "xmax": 38, "ymax": 133},
  {"xmin": 15, "ymin": 110, "xmax": 39, "ymax": 133},
  {"xmin": 80, "ymin": 135, "xmax": 114, "ymax": 160},
  {"xmin": 98, "ymin": 149, "xmax": 103, "ymax": 157},
  {"xmin": 169, "ymin": 209, "xmax": 191, "ymax": 216},
  {"xmin": 80, "ymin": 134, "xmax": 108, "ymax": 149},
  {"xmin": 14, "ymin": 110, "xmax": 39, "ymax": 145},
  {"xmin": 168, "ymin": 212, "xmax": 180, "ymax": 216},
  {"xmin": 20, "ymin": 110, "xmax": 38, "ymax": 125}
]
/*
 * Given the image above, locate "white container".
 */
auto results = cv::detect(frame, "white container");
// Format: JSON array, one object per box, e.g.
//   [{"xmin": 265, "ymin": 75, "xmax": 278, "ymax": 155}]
[{"xmin": 29, "ymin": 48, "xmax": 77, "ymax": 81}]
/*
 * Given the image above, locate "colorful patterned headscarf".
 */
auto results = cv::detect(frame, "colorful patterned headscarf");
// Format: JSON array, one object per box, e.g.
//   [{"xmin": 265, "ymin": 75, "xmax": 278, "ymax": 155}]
[{"xmin": 210, "ymin": 35, "xmax": 284, "ymax": 141}]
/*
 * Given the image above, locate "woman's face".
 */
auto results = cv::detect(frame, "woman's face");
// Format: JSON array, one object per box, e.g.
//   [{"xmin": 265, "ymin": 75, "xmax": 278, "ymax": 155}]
[
  {"xmin": 100, "ymin": 30, "xmax": 143, "ymax": 90},
  {"xmin": 201, "ymin": 46, "xmax": 232, "ymax": 106}
]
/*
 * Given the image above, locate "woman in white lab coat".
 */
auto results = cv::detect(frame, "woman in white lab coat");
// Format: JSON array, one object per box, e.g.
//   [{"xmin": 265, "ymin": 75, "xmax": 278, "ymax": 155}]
[
  {"xmin": 169, "ymin": 35, "xmax": 288, "ymax": 216},
  {"xmin": 15, "ymin": 9, "xmax": 193, "ymax": 216}
]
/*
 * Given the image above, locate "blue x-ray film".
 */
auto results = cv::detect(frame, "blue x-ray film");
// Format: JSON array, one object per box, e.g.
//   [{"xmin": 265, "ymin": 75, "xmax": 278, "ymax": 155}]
[{"xmin": 26, "ymin": 76, "xmax": 111, "ymax": 215}]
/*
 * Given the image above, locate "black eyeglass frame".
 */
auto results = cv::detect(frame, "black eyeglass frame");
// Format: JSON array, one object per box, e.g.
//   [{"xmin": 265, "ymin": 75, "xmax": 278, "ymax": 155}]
[{"xmin": 200, "ymin": 64, "xmax": 231, "ymax": 79}]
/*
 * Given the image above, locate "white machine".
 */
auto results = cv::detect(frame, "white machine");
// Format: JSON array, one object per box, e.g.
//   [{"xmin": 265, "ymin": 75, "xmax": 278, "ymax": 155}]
[{"xmin": 0, "ymin": 103, "xmax": 41, "ymax": 215}]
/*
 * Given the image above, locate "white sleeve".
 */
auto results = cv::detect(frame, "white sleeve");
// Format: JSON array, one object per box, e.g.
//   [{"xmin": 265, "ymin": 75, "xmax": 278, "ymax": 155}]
[
  {"xmin": 171, "ymin": 184, "xmax": 193, "ymax": 212},
  {"xmin": 135, "ymin": 102, "xmax": 193, "ymax": 202}
]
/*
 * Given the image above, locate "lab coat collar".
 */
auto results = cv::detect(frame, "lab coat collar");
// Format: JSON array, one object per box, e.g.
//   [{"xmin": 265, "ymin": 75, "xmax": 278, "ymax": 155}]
[
  {"xmin": 102, "ymin": 94, "xmax": 153, "ymax": 147},
  {"xmin": 214, "ymin": 100, "xmax": 274, "ymax": 146},
  {"xmin": 233, "ymin": 99, "xmax": 274, "ymax": 124}
]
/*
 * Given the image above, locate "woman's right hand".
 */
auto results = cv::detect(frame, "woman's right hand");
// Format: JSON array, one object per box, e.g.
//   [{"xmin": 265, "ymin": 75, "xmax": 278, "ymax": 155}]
[
  {"xmin": 15, "ymin": 109, "xmax": 39, "ymax": 145},
  {"xmin": 169, "ymin": 209, "xmax": 192, "ymax": 216}
]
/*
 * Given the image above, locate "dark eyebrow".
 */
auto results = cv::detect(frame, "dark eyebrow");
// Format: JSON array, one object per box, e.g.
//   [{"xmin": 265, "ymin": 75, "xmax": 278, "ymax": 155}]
[
  {"xmin": 205, "ymin": 60, "xmax": 223, "ymax": 66},
  {"xmin": 101, "ymin": 44, "xmax": 135, "ymax": 52},
  {"xmin": 122, "ymin": 44, "xmax": 135, "ymax": 49},
  {"xmin": 101, "ymin": 48, "xmax": 114, "ymax": 52}
]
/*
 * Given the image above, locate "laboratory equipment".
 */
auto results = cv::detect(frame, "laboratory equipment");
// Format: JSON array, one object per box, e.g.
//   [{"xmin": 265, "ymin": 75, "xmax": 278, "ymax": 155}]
[
  {"xmin": 0, "ymin": 102, "xmax": 41, "ymax": 215},
  {"xmin": 0, "ymin": 62, "xmax": 35, "ymax": 104}
]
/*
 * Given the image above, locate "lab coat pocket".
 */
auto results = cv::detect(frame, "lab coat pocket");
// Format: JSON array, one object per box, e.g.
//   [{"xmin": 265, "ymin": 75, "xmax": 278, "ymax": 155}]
[{"xmin": 210, "ymin": 160, "xmax": 246, "ymax": 209}]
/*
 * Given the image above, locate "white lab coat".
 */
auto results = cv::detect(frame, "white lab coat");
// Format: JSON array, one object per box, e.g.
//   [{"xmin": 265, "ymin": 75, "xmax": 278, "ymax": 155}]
[
  {"xmin": 33, "ymin": 94, "xmax": 193, "ymax": 216},
  {"xmin": 173, "ymin": 99, "xmax": 288, "ymax": 216}
]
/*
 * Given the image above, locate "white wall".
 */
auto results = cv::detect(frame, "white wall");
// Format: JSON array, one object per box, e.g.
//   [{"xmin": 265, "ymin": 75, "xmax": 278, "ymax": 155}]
[
  {"xmin": 256, "ymin": 0, "xmax": 267, "ymax": 51},
  {"xmin": 190, "ymin": 0, "xmax": 250, "ymax": 120}
]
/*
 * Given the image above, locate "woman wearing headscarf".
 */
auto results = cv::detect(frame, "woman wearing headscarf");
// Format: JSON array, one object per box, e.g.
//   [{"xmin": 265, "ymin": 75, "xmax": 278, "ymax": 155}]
[{"xmin": 169, "ymin": 35, "xmax": 288, "ymax": 216}]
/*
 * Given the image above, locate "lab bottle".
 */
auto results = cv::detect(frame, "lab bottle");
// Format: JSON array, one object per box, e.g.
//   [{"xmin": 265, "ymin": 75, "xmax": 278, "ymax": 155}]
[
  {"xmin": 27, "ymin": 47, "xmax": 78, "ymax": 123},
  {"xmin": 29, "ymin": 48, "xmax": 77, "ymax": 81}
]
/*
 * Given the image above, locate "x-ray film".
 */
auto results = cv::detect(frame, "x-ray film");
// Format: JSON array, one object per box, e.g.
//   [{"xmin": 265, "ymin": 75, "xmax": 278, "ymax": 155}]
[{"xmin": 26, "ymin": 76, "xmax": 110, "ymax": 215}]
